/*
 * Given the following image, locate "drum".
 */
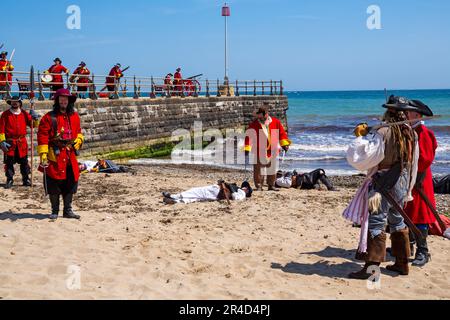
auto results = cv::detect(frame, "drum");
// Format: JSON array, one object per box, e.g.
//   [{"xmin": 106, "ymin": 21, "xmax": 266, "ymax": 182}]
[{"xmin": 41, "ymin": 74, "xmax": 53, "ymax": 87}]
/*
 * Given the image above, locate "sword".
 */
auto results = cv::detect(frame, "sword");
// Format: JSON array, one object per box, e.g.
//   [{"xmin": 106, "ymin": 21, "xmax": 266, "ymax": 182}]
[
  {"xmin": 369, "ymin": 115, "xmax": 442, "ymax": 132},
  {"xmin": 416, "ymin": 187, "xmax": 447, "ymax": 232},
  {"xmin": 43, "ymin": 165, "xmax": 48, "ymax": 197},
  {"xmin": 377, "ymin": 189, "xmax": 424, "ymax": 241}
]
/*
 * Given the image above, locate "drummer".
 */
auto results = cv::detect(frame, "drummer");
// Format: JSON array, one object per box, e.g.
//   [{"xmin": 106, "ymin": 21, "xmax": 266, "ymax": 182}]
[{"xmin": 46, "ymin": 58, "xmax": 69, "ymax": 97}]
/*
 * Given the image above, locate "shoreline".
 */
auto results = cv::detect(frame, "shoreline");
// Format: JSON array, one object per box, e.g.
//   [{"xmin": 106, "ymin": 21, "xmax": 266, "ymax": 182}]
[{"xmin": 0, "ymin": 163, "xmax": 448, "ymax": 299}]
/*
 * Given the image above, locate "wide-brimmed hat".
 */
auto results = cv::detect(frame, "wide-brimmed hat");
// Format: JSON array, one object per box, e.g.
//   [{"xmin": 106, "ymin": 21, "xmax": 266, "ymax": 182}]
[
  {"xmin": 382, "ymin": 95, "xmax": 411, "ymax": 112},
  {"xmin": 79, "ymin": 61, "xmax": 86, "ymax": 66},
  {"xmin": 241, "ymin": 181, "xmax": 253, "ymax": 198},
  {"xmin": 115, "ymin": 63, "xmax": 121, "ymax": 68},
  {"xmin": 54, "ymin": 88, "xmax": 77, "ymax": 104},
  {"xmin": 6, "ymin": 96, "xmax": 22, "ymax": 106},
  {"xmin": 176, "ymin": 67, "xmax": 181, "ymax": 72},
  {"xmin": 54, "ymin": 57, "xmax": 62, "ymax": 63},
  {"xmin": 405, "ymin": 99, "xmax": 434, "ymax": 117},
  {"xmin": 0, "ymin": 51, "xmax": 7, "ymax": 56}
]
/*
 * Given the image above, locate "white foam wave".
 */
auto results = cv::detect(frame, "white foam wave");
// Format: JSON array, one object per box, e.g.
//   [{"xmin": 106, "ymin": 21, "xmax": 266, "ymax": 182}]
[
  {"xmin": 283, "ymin": 156, "xmax": 346, "ymax": 162},
  {"xmin": 289, "ymin": 144, "xmax": 348, "ymax": 152}
]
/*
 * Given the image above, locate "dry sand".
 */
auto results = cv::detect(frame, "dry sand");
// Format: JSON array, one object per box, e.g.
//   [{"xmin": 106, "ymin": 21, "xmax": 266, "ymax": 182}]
[{"xmin": 0, "ymin": 164, "xmax": 449, "ymax": 300}]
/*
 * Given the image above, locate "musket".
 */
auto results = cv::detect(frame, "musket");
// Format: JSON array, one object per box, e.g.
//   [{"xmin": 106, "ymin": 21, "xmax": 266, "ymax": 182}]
[
  {"xmin": 121, "ymin": 66, "xmax": 130, "ymax": 73},
  {"xmin": 99, "ymin": 66, "xmax": 130, "ymax": 92},
  {"xmin": 0, "ymin": 43, "xmax": 3, "ymax": 50},
  {"xmin": 187, "ymin": 74, "xmax": 203, "ymax": 80},
  {"xmin": 30, "ymin": 66, "xmax": 35, "ymax": 188}
]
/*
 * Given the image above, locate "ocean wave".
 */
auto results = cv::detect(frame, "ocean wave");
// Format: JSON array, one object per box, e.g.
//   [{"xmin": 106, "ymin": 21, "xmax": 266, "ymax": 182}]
[
  {"xmin": 282, "ymin": 156, "xmax": 346, "ymax": 162},
  {"xmin": 289, "ymin": 144, "xmax": 348, "ymax": 152}
]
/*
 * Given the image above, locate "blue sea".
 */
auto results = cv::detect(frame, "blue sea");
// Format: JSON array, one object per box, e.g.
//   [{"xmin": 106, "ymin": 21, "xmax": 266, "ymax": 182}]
[{"xmin": 284, "ymin": 89, "xmax": 450, "ymax": 176}]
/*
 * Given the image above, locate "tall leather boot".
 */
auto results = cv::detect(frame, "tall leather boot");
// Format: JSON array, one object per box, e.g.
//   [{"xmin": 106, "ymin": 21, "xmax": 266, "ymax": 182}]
[
  {"xmin": 412, "ymin": 227, "xmax": 431, "ymax": 267},
  {"xmin": 386, "ymin": 227, "xmax": 410, "ymax": 275},
  {"xmin": 62, "ymin": 193, "xmax": 80, "ymax": 220},
  {"xmin": 349, "ymin": 232, "xmax": 386, "ymax": 279},
  {"xmin": 49, "ymin": 194, "xmax": 60, "ymax": 220},
  {"xmin": 319, "ymin": 175, "xmax": 336, "ymax": 191}
]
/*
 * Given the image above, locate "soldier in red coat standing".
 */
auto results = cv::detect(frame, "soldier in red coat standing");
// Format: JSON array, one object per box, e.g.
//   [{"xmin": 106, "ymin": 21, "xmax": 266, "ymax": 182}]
[
  {"xmin": 46, "ymin": 58, "xmax": 70, "ymax": 97},
  {"xmin": 0, "ymin": 96, "xmax": 40, "ymax": 188},
  {"xmin": 0, "ymin": 51, "xmax": 14, "ymax": 98},
  {"xmin": 244, "ymin": 107, "xmax": 291, "ymax": 191},
  {"xmin": 404, "ymin": 99, "xmax": 437, "ymax": 267},
  {"xmin": 173, "ymin": 67, "xmax": 183, "ymax": 96},
  {"xmin": 106, "ymin": 63, "xmax": 123, "ymax": 92},
  {"xmin": 38, "ymin": 89, "xmax": 84, "ymax": 220}
]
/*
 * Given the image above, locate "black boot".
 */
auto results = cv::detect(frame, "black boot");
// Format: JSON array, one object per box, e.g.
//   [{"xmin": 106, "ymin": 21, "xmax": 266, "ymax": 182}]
[
  {"xmin": 319, "ymin": 175, "xmax": 337, "ymax": 191},
  {"xmin": 22, "ymin": 177, "xmax": 32, "ymax": 187},
  {"xmin": 49, "ymin": 194, "xmax": 60, "ymax": 220},
  {"xmin": 412, "ymin": 228, "xmax": 431, "ymax": 267},
  {"xmin": 5, "ymin": 179, "xmax": 13, "ymax": 189},
  {"xmin": 63, "ymin": 193, "xmax": 80, "ymax": 220}
]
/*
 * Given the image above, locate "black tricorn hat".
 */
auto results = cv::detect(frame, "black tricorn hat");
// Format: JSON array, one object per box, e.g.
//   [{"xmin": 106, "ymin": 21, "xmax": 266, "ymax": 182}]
[
  {"xmin": 406, "ymin": 99, "xmax": 434, "ymax": 117},
  {"xmin": 0, "ymin": 51, "xmax": 7, "ymax": 56},
  {"xmin": 6, "ymin": 96, "xmax": 23, "ymax": 106},
  {"xmin": 382, "ymin": 95, "xmax": 411, "ymax": 112},
  {"xmin": 241, "ymin": 181, "xmax": 253, "ymax": 198},
  {"xmin": 54, "ymin": 57, "xmax": 62, "ymax": 63}
]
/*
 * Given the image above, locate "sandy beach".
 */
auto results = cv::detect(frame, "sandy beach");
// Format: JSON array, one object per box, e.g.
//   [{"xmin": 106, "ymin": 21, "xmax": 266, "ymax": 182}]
[{"xmin": 0, "ymin": 164, "xmax": 449, "ymax": 300}]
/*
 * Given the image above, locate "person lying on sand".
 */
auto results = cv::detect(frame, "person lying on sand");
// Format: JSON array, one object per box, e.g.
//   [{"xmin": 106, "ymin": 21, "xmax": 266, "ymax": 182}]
[
  {"xmin": 162, "ymin": 180, "xmax": 253, "ymax": 204},
  {"xmin": 275, "ymin": 169, "xmax": 336, "ymax": 191},
  {"xmin": 79, "ymin": 159, "xmax": 134, "ymax": 174}
]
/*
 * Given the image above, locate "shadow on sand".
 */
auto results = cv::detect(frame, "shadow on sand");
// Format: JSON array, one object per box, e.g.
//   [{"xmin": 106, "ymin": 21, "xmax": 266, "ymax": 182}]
[{"xmin": 0, "ymin": 212, "xmax": 50, "ymax": 221}]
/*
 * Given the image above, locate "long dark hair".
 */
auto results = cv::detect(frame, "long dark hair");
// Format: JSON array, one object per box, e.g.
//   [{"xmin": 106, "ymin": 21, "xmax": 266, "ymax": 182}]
[
  {"xmin": 53, "ymin": 100, "xmax": 75, "ymax": 115},
  {"xmin": 382, "ymin": 110, "xmax": 415, "ymax": 166}
]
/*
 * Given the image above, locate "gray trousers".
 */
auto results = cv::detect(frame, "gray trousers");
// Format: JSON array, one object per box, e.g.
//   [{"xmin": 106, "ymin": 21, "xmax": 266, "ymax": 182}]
[{"xmin": 368, "ymin": 169, "xmax": 409, "ymax": 238}]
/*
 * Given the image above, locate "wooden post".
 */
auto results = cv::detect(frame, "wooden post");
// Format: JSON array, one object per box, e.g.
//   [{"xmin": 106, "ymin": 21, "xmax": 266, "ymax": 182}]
[
  {"xmin": 217, "ymin": 79, "xmax": 221, "ymax": 97},
  {"xmin": 133, "ymin": 76, "xmax": 138, "ymax": 99},
  {"xmin": 280, "ymin": 80, "xmax": 283, "ymax": 96},
  {"xmin": 245, "ymin": 81, "xmax": 248, "ymax": 96},
  {"xmin": 89, "ymin": 74, "xmax": 98, "ymax": 100},
  {"xmin": 270, "ymin": 80, "xmax": 273, "ymax": 96},
  {"xmin": 206, "ymin": 79, "xmax": 210, "ymax": 97},
  {"xmin": 262, "ymin": 81, "xmax": 265, "ymax": 96},
  {"xmin": 150, "ymin": 76, "xmax": 156, "ymax": 98},
  {"xmin": 37, "ymin": 71, "xmax": 45, "ymax": 101},
  {"xmin": 235, "ymin": 80, "xmax": 239, "ymax": 97},
  {"xmin": 253, "ymin": 80, "xmax": 256, "ymax": 96}
]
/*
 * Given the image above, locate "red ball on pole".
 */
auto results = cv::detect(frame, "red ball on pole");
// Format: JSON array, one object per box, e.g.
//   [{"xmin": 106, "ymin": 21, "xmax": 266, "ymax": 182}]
[{"xmin": 222, "ymin": 5, "xmax": 230, "ymax": 17}]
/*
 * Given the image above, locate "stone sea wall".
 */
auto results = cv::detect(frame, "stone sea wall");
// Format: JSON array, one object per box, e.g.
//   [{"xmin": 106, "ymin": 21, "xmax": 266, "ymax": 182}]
[{"xmin": 0, "ymin": 96, "xmax": 289, "ymax": 156}]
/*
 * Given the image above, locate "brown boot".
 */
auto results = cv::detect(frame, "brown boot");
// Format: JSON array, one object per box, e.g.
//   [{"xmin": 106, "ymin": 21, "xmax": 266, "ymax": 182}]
[
  {"xmin": 349, "ymin": 262, "xmax": 380, "ymax": 279},
  {"xmin": 386, "ymin": 227, "xmax": 410, "ymax": 275},
  {"xmin": 349, "ymin": 232, "xmax": 386, "ymax": 279}
]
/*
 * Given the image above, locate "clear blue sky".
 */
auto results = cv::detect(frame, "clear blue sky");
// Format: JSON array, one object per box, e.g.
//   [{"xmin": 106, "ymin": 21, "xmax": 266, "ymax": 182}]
[{"xmin": 3, "ymin": 0, "xmax": 450, "ymax": 91}]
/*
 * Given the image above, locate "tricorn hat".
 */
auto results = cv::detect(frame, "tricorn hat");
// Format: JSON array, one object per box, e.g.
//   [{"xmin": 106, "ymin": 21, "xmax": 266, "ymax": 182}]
[
  {"xmin": 406, "ymin": 99, "xmax": 434, "ymax": 117},
  {"xmin": 176, "ymin": 67, "xmax": 181, "ymax": 72},
  {"xmin": 241, "ymin": 181, "xmax": 253, "ymax": 198},
  {"xmin": 79, "ymin": 61, "xmax": 86, "ymax": 66},
  {"xmin": 115, "ymin": 63, "xmax": 121, "ymax": 68},
  {"xmin": 54, "ymin": 57, "xmax": 62, "ymax": 63},
  {"xmin": 54, "ymin": 88, "xmax": 77, "ymax": 104},
  {"xmin": 6, "ymin": 96, "xmax": 22, "ymax": 107},
  {"xmin": 0, "ymin": 51, "xmax": 7, "ymax": 56},
  {"xmin": 382, "ymin": 95, "xmax": 411, "ymax": 112}
]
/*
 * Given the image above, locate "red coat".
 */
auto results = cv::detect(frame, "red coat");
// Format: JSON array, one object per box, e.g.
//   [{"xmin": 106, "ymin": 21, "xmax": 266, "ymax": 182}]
[
  {"xmin": 48, "ymin": 64, "xmax": 69, "ymax": 85},
  {"xmin": 0, "ymin": 109, "xmax": 33, "ymax": 158},
  {"xmin": 405, "ymin": 125, "xmax": 438, "ymax": 225},
  {"xmin": 244, "ymin": 117, "xmax": 291, "ymax": 159},
  {"xmin": 73, "ymin": 66, "xmax": 91, "ymax": 85},
  {"xmin": 174, "ymin": 71, "xmax": 182, "ymax": 85},
  {"xmin": 106, "ymin": 67, "xmax": 122, "ymax": 85},
  {"xmin": 37, "ymin": 111, "xmax": 82, "ymax": 182},
  {"xmin": 0, "ymin": 59, "xmax": 14, "ymax": 86}
]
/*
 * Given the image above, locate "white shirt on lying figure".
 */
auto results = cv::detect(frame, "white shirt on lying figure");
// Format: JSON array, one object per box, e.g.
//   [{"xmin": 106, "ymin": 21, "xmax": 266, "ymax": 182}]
[
  {"xmin": 171, "ymin": 185, "xmax": 247, "ymax": 204},
  {"xmin": 276, "ymin": 176, "xmax": 292, "ymax": 188}
]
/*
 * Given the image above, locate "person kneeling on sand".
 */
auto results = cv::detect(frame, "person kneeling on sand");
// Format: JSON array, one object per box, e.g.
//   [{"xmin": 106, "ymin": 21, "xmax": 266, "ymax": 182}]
[
  {"xmin": 162, "ymin": 180, "xmax": 253, "ymax": 204},
  {"xmin": 275, "ymin": 169, "xmax": 336, "ymax": 191}
]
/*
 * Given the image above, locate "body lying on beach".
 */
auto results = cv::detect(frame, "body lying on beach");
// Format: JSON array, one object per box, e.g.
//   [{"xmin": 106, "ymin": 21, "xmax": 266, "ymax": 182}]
[
  {"xmin": 162, "ymin": 180, "xmax": 253, "ymax": 204},
  {"xmin": 275, "ymin": 169, "xmax": 336, "ymax": 191}
]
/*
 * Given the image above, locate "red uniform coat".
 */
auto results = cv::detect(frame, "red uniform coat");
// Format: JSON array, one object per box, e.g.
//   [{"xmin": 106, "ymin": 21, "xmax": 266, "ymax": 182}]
[
  {"xmin": 0, "ymin": 59, "xmax": 14, "ymax": 86},
  {"xmin": 73, "ymin": 66, "xmax": 91, "ymax": 85},
  {"xmin": 244, "ymin": 117, "xmax": 291, "ymax": 159},
  {"xmin": 47, "ymin": 64, "xmax": 69, "ymax": 85},
  {"xmin": 0, "ymin": 109, "xmax": 33, "ymax": 158},
  {"xmin": 174, "ymin": 71, "xmax": 182, "ymax": 86},
  {"xmin": 405, "ymin": 124, "xmax": 438, "ymax": 225},
  {"xmin": 106, "ymin": 67, "xmax": 123, "ymax": 85},
  {"xmin": 37, "ymin": 111, "xmax": 82, "ymax": 182}
]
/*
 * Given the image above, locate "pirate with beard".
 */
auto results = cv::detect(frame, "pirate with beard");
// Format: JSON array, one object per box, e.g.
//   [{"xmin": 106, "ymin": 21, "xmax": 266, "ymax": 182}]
[
  {"xmin": 37, "ymin": 89, "xmax": 84, "ymax": 220},
  {"xmin": 0, "ymin": 96, "xmax": 40, "ymax": 188}
]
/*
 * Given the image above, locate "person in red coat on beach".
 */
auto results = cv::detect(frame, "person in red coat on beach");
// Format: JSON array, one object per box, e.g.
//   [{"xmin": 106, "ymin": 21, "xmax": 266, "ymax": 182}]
[
  {"xmin": 0, "ymin": 96, "xmax": 40, "ymax": 188},
  {"xmin": 244, "ymin": 106, "xmax": 291, "ymax": 192},
  {"xmin": 38, "ymin": 88, "xmax": 84, "ymax": 220},
  {"xmin": 46, "ymin": 58, "xmax": 70, "ymax": 96},
  {"xmin": 404, "ymin": 99, "xmax": 437, "ymax": 267}
]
